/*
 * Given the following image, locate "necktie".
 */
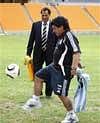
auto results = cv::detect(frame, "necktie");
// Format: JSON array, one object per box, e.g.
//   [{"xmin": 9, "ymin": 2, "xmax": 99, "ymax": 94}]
[{"xmin": 41, "ymin": 23, "xmax": 47, "ymax": 51}]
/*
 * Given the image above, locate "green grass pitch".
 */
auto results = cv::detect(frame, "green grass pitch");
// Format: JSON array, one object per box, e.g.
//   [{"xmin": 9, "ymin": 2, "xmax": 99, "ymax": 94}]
[{"xmin": 0, "ymin": 34, "xmax": 100, "ymax": 123}]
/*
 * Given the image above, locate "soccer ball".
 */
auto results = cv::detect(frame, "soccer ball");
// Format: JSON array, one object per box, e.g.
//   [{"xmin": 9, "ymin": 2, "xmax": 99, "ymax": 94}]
[{"xmin": 5, "ymin": 64, "xmax": 20, "ymax": 79}]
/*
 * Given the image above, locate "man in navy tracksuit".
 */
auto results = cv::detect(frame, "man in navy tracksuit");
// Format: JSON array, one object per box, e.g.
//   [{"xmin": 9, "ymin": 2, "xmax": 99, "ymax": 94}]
[{"xmin": 23, "ymin": 16, "xmax": 81, "ymax": 123}]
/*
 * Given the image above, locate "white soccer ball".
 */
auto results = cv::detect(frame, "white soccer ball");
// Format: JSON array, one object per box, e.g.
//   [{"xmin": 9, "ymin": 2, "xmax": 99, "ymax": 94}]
[{"xmin": 5, "ymin": 64, "xmax": 20, "ymax": 79}]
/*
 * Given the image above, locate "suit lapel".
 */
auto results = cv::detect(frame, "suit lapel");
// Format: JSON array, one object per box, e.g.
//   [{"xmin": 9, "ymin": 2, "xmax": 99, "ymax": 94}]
[
  {"xmin": 48, "ymin": 22, "xmax": 52, "ymax": 40},
  {"xmin": 38, "ymin": 22, "xmax": 42, "ymax": 41}
]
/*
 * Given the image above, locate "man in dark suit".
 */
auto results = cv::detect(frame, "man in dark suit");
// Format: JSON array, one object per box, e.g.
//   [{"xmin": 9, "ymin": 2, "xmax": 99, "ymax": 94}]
[{"xmin": 25, "ymin": 7, "xmax": 57, "ymax": 97}]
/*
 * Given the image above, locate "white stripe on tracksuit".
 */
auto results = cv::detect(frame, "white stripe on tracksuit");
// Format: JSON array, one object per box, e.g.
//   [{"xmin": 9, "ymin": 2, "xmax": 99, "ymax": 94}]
[
  {"xmin": 62, "ymin": 79, "xmax": 68, "ymax": 96},
  {"xmin": 67, "ymin": 32, "xmax": 78, "ymax": 52},
  {"xmin": 58, "ymin": 38, "xmax": 67, "ymax": 76}
]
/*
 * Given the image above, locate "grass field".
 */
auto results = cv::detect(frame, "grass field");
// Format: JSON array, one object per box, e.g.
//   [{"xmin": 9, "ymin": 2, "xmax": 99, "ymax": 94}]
[{"xmin": 0, "ymin": 34, "xmax": 100, "ymax": 123}]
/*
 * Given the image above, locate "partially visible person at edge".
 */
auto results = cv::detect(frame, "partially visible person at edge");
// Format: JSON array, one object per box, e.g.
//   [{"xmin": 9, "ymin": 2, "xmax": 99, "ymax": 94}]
[
  {"xmin": 24, "ymin": 7, "xmax": 57, "ymax": 97},
  {"xmin": 23, "ymin": 16, "xmax": 81, "ymax": 123}
]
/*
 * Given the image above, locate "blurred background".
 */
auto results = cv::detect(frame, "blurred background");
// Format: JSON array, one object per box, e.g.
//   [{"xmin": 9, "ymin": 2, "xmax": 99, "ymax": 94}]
[{"xmin": 0, "ymin": 0, "xmax": 99, "ymax": 33}]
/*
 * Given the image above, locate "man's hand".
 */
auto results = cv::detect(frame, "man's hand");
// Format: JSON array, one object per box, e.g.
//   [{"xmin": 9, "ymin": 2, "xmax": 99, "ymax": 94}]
[
  {"xmin": 71, "ymin": 68, "xmax": 77, "ymax": 76},
  {"xmin": 24, "ymin": 56, "xmax": 32, "ymax": 65}
]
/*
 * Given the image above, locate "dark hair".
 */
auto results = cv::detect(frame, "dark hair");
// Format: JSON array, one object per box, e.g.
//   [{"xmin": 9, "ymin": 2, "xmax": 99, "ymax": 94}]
[
  {"xmin": 41, "ymin": 7, "xmax": 51, "ymax": 15},
  {"xmin": 51, "ymin": 16, "xmax": 70, "ymax": 31}
]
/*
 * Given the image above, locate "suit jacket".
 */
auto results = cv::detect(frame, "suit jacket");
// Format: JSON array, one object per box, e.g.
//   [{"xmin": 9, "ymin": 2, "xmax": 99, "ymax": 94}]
[{"xmin": 26, "ymin": 21, "xmax": 57, "ymax": 64}]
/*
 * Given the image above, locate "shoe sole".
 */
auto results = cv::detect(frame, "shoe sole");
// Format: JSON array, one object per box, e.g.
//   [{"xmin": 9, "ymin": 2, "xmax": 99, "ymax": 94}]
[
  {"xmin": 60, "ymin": 121, "xmax": 79, "ymax": 123},
  {"xmin": 22, "ymin": 104, "xmax": 42, "ymax": 110},
  {"xmin": 61, "ymin": 120, "xmax": 79, "ymax": 123}
]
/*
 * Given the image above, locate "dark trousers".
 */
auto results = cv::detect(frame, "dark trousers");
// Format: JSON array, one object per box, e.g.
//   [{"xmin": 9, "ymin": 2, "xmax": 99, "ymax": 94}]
[{"xmin": 33, "ymin": 51, "xmax": 52, "ymax": 96}]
